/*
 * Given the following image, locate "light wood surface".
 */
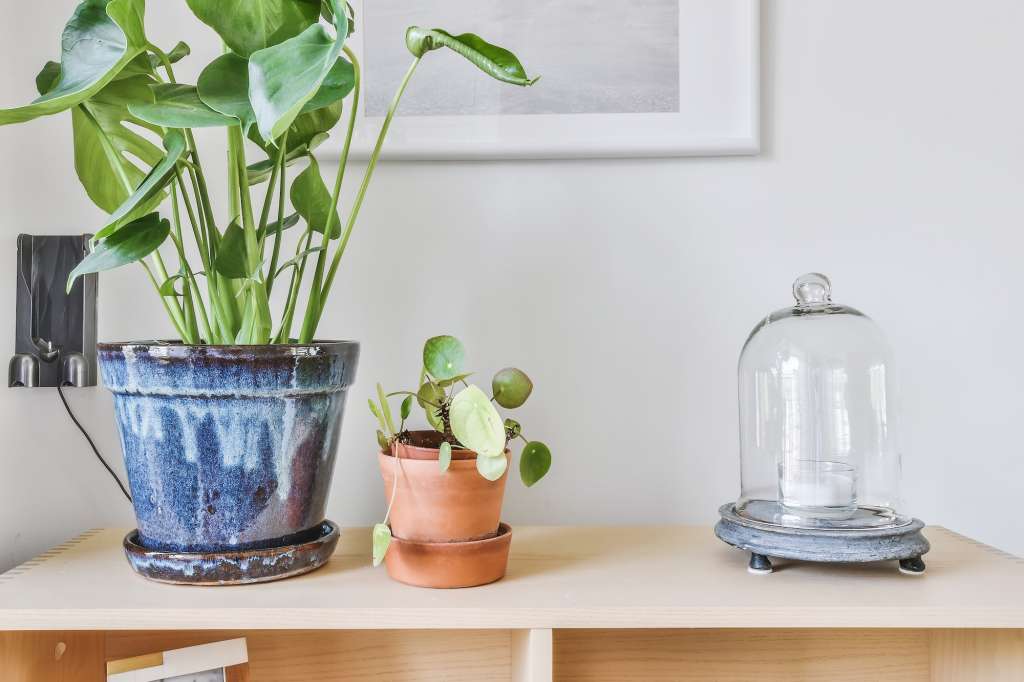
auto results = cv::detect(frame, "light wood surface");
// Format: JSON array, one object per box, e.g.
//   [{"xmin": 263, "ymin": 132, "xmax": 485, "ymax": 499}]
[{"xmin": 0, "ymin": 525, "xmax": 1022, "ymax": 630}]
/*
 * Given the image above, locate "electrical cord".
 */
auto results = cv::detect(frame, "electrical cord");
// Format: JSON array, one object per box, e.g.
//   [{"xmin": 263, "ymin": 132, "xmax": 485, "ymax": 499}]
[{"xmin": 56, "ymin": 384, "xmax": 132, "ymax": 504}]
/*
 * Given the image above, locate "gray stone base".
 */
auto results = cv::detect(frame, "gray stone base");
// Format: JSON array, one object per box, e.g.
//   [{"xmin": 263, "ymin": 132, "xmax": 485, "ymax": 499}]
[{"xmin": 716, "ymin": 503, "xmax": 930, "ymax": 570}]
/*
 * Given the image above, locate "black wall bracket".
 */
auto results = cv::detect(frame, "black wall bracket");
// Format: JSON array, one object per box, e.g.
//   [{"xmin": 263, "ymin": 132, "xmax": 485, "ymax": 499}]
[{"xmin": 9, "ymin": 234, "xmax": 97, "ymax": 387}]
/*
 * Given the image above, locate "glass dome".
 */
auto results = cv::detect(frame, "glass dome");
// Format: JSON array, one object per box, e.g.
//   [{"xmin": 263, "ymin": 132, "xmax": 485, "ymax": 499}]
[{"xmin": 736, "ymin": 273, "xmax": 908, "ymax": 530}]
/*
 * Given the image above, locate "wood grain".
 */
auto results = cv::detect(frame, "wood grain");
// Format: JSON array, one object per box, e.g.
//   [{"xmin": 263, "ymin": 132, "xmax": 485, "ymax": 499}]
[
  {"xmin": 106, "ymin": 630, "xmax": 513, "ymax": 682},
  {"xmin": 554, "ymin": 629, "xmax": 932, "ymax": 681},
  {"xmin": 0, "ymin": 631, "xmax": 104, "ymax": 682},
  {"xmin": 930, "ymin": 629, "xmax": 1024, "ymax": 681}
]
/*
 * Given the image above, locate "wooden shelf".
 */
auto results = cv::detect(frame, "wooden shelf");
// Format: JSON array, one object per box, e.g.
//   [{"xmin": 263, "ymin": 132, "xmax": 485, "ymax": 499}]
[{"xmin": 1, "ymin": 525, "xmax": 1023, "ymax": 680}]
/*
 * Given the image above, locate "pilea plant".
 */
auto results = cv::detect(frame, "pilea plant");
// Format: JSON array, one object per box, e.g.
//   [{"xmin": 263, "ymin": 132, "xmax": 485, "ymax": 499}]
[
  {"xmin": 0, "ymin": 1, "xmax": 537, "ymax": 344},
  {"xmin": 368, "ymin": 335, "xmax": 553, "ymax": 565}
]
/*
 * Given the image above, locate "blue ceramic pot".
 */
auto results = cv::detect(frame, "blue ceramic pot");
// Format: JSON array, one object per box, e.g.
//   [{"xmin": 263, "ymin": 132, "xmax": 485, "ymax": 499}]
[{"xmin": 98, "ymin": 341, "xmax": 359, "ymax": 554}]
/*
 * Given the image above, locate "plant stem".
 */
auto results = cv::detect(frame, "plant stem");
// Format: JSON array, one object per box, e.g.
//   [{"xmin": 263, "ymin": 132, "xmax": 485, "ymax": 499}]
[
  {"xmin": 265, "ymin": 133, "xmax": 290, "ymax": 295},
  {"xmin": 309, "ymin": 55, "xmax": 420, "ymax": 337},
  {"xmin": 275, "ymin": 227, "xmax": 313, "ymax": 342},
  {"xmin": 140, "ymin": 260, "xmax": 189, "ymax": 341}
]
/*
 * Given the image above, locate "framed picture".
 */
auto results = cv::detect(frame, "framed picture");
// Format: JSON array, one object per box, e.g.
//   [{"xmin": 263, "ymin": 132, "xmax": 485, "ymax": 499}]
[
  {"xmin": 106, "ymin": 639, "xmax": 249, "ymax": 682},
  {"xmin": 346, "ymin": 0, "xmax": 759, "ymax": 159}
]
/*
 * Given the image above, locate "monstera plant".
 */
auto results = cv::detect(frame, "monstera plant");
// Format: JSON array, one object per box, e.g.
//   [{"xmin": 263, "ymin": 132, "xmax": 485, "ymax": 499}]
[
  {"xmin": 0, "ymin": 0, "xmax": 538, "ymax": 586},
  {"xmin": 1, "ymin": 0, "xmax": 537, "ymax": 344}
]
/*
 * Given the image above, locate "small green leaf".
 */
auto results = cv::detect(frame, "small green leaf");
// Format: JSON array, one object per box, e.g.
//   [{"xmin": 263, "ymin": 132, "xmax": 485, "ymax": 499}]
[
  {"xmin": 372, "ymin": 523, "xmax": 391, "ymax": 567},
  {"xmin": 450, "ymin": 385, "xmax": 506, "ymax": 458},
  {"xmin": 165, "ymin": 41, "xmax": 192, "ymax": 64},
  {"xmin": 417, "ymin": 382, "xmax": 445, "ymax": 408},
  {"xmin": 368, "ymin": 398, "xmax": 387, "ymax": 433},
  {"xmin": 67, "ymin": 213, "xmax": 169, "ymax": 292},
  {"xmin": 247, "ymin": 141, "xmax": 323, "ymax": 186},
  {"xmin": 377, "ymin": 383, "xmax": 396, "ymax": 434},
  {"xmin": 273, "ymin": 246, "xmax": 326, "ymax": 277},
  {"xmin": 35, "ymin": 61, "xmax": 62, "ymax": 96},
  {"xmin": 197, "ymin": 53, "xmax": 256, "ymax": 132},
  {"xmin": 158, "ymin": 272, "xmax": 185, "ymax": 296},
  {"xmin": 504, "ymin": 418, "xmax": 522, "ymax": 441},
  {"xmin": 376, "ymin": 429, "xmax": 389, "ymax": 451},
  {"xmin": 520, "ymin": 441, "xmax": 552, "ymax": 487},
  {"xmin": 129, "ymin": 84, "xmax": 237, "ymax": 128},
  {"xmin": 425, "ymin": 404, "xmax": 445, "ymax": 433},
  {"xmin": 400, "ymin": 395, "xmax": 413, "ymax": 421},
  {"xmin": 93, "ymin": 130, "xmax": 188, "ymax": 240},
  {"xmin": 259, "ymin": 212, "xmax": 301, "ymax": 238},
  {"xmin": 437, "ymin": 373, "xmax": 473, "ymax": 388},
  {"xmin": 290, "ymin": 156, "xmax": 341, "ymax": 238},
  {"xmin": 476, "ymin": 452, "xmax": 508, "ymax": 481},
  {"xmin": 212, "ymin": 221, "xmax": 251, "ymax": 279},
  {"xmin": 423, "ymin": 335, "xmax": 465, "ymax": 381},
  {"xmin": 405, "ymin": 28, "xmax": 539, "ymax": 86},
  {"xmin": 492, "ymin": 368, "xmax": 534, "ymax": 409},
  {"xmin": 429, "ymin": 441, "xmax": 448, "ymax": 475}
]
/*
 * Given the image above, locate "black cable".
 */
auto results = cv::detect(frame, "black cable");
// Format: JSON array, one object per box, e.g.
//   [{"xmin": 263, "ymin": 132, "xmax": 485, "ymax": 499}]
[{"xmin": 56, "ymin": 384, "xmax": 132, "ymax": 503}]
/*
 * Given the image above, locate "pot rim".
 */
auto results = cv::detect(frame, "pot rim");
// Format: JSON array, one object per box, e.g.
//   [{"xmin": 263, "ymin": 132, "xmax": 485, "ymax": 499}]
[
  {"xmin": 380, "ymin": 446, "xmax": 512, "ymax": 461},
  {"xmin": 389, "ymin": 522, "xmax": 512, "ymax": 548},
  {"xmin": 98, "ymin": 339, "xmax": 359, "ymax": 357}
]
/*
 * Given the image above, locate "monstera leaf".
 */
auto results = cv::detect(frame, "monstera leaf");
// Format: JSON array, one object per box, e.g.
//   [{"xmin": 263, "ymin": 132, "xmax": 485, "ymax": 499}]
[
  {"xmin": 290, "ymin": 156, "xmax": 341, "ymax": 238},
  {"xmin": 197, "ymin": 53, "xmax": 256, "ymax": 132},
  {"xmin": 0, "ymin": 0, "xmax": 147, "ymax": 125},
  {"xmin": 248, "ymin": 0, "xmax": 348, "ymax": 141},
  {"xmin": 405, "ymin": 28, "xmax": 539, "ymax": 86},
  {"xmin": 130, "ymin": 84, "xmax": 236, "ymax": 128},
  {"xmin": 186, "ymin": 0, "xmax": 320, "ymax": 58},
  {"xmin": 67, "ymin": 212, "xmax": 170, "ymax": 292}
]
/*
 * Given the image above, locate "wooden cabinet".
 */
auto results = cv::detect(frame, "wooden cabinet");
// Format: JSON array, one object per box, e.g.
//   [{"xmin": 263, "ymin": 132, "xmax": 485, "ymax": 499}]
[{"xmin": 1, "ymin": 526, "xmax": 1022, "ymax": 680}]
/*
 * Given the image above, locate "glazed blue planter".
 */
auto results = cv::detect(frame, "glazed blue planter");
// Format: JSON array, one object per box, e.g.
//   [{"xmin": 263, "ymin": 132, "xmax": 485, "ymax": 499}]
[{"xmin": 98, "ymin": 342, "xmax": 358, "ymax": 571}]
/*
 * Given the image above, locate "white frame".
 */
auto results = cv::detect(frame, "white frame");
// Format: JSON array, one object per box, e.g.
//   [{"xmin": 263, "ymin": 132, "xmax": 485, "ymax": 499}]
[{"xmin": 344, "ymin": 0, "xmax": 759, "ymax": 160}]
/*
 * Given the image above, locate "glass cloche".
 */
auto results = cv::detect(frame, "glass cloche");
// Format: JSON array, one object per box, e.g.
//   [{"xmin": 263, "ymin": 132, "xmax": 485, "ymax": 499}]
[{"xmin": 735, "ymin": 273, "xmax": 907, "ymax": 530}]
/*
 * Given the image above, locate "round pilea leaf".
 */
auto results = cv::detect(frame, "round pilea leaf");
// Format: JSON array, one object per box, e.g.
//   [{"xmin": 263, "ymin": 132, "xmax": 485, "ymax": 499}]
[
  {"xmin": 416, "ymin": 381, "xmax": 445, "ymax": 408},
  {"xmin": 504, "ymin": 418, "xmax": 522, "ymax": 440},
  {"xmin": 439, "ymin": 441, "xmax": 452, "ymax": 472},
  {"xmin": 520, "ymin": 441, "xmax": 551, "ymax": 487},
  {"xmin": 400, "ymin": 394, "xmax": 413, "ymax": 421},
  {"xmin": 476, "ymin": 452, "xmax": 508, "ymax": 481},
  {"xmin": 450, "ymin": 385, "xmax": 506, "ymax": 458},
  {"xmin": 372, "ymin": 523, "xmax": 391, "ymax": 567},
  {"xmin": 492, "ymin": 367, "xmax": 533, "ymax": 408},
  {"xmin": 423, "ymin": 335, "xmax": 464, "ymax": 380}
]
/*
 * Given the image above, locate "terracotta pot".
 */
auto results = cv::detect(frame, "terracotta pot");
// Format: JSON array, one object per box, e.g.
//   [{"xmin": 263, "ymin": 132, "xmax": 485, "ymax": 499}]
[
  {"xmin": 385, "ymin": 523, "xmax": 512, "ymax": 588},
  {"xmin": 378, "ymin": 431, "xmax": 508, "ymax": 543}
]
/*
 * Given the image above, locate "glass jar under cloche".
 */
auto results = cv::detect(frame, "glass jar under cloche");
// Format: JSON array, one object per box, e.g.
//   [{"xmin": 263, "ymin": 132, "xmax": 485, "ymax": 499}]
[{"xmin": 715, "ymin": 273, "xmax": 930, "ymax": 575}]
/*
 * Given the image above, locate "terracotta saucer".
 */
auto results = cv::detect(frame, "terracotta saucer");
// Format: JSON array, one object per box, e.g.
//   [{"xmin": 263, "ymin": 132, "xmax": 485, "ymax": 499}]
[{"xmin": 385, "ymin": 523, "xmax": 512, "ymax": 588}]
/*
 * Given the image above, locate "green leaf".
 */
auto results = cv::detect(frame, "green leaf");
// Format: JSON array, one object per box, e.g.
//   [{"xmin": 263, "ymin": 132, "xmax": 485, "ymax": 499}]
[
  {"xmin": 376, "ymin": 430, "xmax": 389, "ymax": 452},
  {"xmin": 94, "ymin": 130, "xmax": 187, "ymax": 240},
  {"xmin": 492, "ymin": 368, "xmax": 534, "ymax": 409},
  {"xmin": 259, "ymin": 212, "xmax": 301, "ymax": 238},
  {"xmin": 416, "ymin": 382, "xmax": 444, "ymax": 408},
  {"xmin": 158, "ymin": 273, "xmax": 185, "ymax": 296},
  {"xmin": 289, "ymin": 105, "xmax": 342, "ymax": 149},
  {"xmin": 247, "ymin": 137, "xmax": 325, "ymax": 185},
  {"xmin": 164, "ymin": 41, "xmax": 191, "ymax": 64},
  {"xmin": 405, "ymin": 28, "xmax": 539, "ymax": 86},
  {"xmin": 423, "ymin": 335, "xmax": 465, "ymax": 381},
  {"xmin": 400, "ymin": 395, "xmax": 413, "ymax": 421},
  {"xmin": 377, "ymin": 383, "xmax": 396, "ymax": 434},
  {"xmin": 504, "ymin": 418, "xmax": 522, "ymax": 441},
  {"xmin": 290, "ymin": 156, "xmax": 341, "ymax": 238},
  {"xmin": 520, "ymin": 441, "xmax": 551, "ymax": 487},
  {"xmin": 129, "ymin": 84, "xmax": 237, "ymax": 128},
  {"xmin": 371, "ymin": 522, "xmax": 391, "ymax": 567},
  {"xmin": 274, "ymin": 246, "xmax": 326, "ymax": 277},
  {"xmin": 248, "ymin": 0, "xmax": 348, "ymax": 141},
  {"xmin": 212, "ymin": 221, "xmax": 251, "ymax": 279},
  {"xmin": 0, "ymin": 0, "xmax": 148, "ymax": 125},
  {"xmin": 300, "ymin": 57, "xmax": 355, "ymax": 113},
  {"xmin": 450, "ymin": 385, "xmax": 506, "ymax": 458},
  {"xmin": 67, "ymin": 213, "xmax": 169, "ymax": 292},
  {"xmin": 476, "ymin": 452, "xmax": 508, "ymax": 482},
  {"xmin": 35, "ymin": 62, "xmax": 62, "ymax": 95},
  {"xmin": 439, "ymin": 441, "xmax": 452, "ymax": 472},
  {"xmin": 425, "ymin": 404, "xmax": 445, "ymax": 433},
  {"xmin": 437, "ymin": 373, "xmax": 473, "ymax": 388},
  {"xmin": 368, "ymin": 398, "xmax": 387, "ymax": 433},
  {"xmin": 197, "ymin": 53, "xmax": 256, "ymax": 133},
  {"xmin": 72, "ymin": 76, "xmax": 165, "ymax": 215},
  {"xmin": 185, "ymin": 0, "xmax": 320, "ymax": 58}
]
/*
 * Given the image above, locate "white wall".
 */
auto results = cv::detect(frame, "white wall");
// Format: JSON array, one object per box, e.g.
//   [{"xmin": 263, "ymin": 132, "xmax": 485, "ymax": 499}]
[{"xmin": 2, "ymin": 0, "xmax": 1023, "ymax": 571}]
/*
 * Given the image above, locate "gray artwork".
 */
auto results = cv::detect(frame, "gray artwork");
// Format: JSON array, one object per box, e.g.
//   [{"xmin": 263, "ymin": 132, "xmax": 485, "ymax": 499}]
[
  {"xmin": 363, "ymin": 0, "xmax": 680, "ymax": 117},
  {"xmin": 160, "ymin": 670, "xmax": 224, "ymax": 682}
]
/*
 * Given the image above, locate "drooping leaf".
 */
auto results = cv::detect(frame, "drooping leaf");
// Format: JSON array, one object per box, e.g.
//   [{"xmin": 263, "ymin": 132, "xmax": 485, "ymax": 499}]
[
  {"xmin": 186, "ymin": 0, "xmax": 320, "ymax": 58},
  {"xmin": 371, "ymin": 523, "xmax": 391, "ymax": 567},
  {"xmin": 0, "ymin": 0, "xmax": 148, "ymax": 125},
  {"xmin": 436, "ymin": 373, "xmax": 473, "ymax": 388},
  {"xmin": 289, "ymin": 105, "xmax": 341, "ymax": 149},
  {"xmin": 158, "ymin": 273, "xmax": 185, "ymax": 296},
  {"xmin": 476, "ymin": 452, "xmax": 508, "ymax": 482},
  {"xmin": 67, "ymin": 213, "xmax": 169, "ymax": 292},
  {"xmin": 290, "ymin": 156, "xmax": 341, "ymax": 238},
  {"xmin": 400, "ymin": 395, "xmax": 413, "ymax": 421},
  {"xmin": 212, "ymin": 221, "xmax": 251, "ymax": 279},
  {"xmin": 129, "ymin": 84, "xmax": 236, "ymax": 128},
  {"xmin": 246, "ymin": 134, "xmax": 327, "ymax": 185},
  {"xmin": 519, "ymin": 441, "xmax": 551, "ymax": 487},
  {"xmin": 416, "ymin": 381, "xmax": 444, "ymax": 408},
  {"xmin": 300, "ymin": 57, "xmax": 355, "ymax": 113},
  {"xmin": 197, "ymin": 53, "xmax": 256, "ymax": 133},
  {"xmin": 94, "ymin": 130, "xmax": 187, "ymax": 240},
  {"xmin": 423, "ymin": 335, "xmax": 464, "ymax": 381},
  {"xmin": 439, "ymin": 441, "xmax": 452, "ymax": 472},
  {"xmin": 450, "ymin": 385, "xmax": 506, "ymax": 458},
  {"xmin": 71, "ymin": 75, "xmax": 165, "ymax": 215},
  {"xmin": 274, "ymin": 246, "xmax": 326, "ymax": 277},
  {"xmin": 492, "ymin": 368, "xmax": 533, "ymax": 409},
  {"xmin": 405, "ymin": 28, "xmax": 539, "ymax": 86},
  {"xmin": 259, "ymin": 212, "xmax": 301, "ymax": 238},
  {"xmin": 248, "ymin": 0, "xmax": 348, "ymax": 141}
]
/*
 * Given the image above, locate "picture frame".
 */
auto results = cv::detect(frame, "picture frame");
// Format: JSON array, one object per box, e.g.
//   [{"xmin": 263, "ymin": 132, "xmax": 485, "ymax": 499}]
[
  {"xmin": 345, "ymin": 0, "xmax": 760, "ymax": 160},
  {"xmin": 106, "ymin": 639, "xmax": 249, "ymax": 682}
]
